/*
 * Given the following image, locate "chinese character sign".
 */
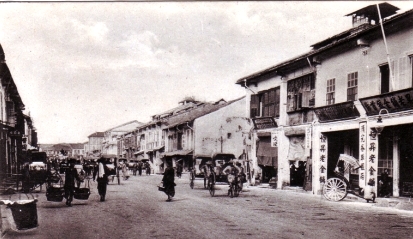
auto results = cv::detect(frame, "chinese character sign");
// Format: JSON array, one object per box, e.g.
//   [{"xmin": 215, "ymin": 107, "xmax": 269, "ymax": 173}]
[
  {"xmin": 271, "ymin": 131, "xmax": 278, "ymax": 147},
  {"xmin": 319, "ymin": 133, "xmax": 327, "ymax": 184},
  {"xmin": 359, "ymin": 122, "xmax": 367, "ymax": 187},
  {"xmin": 305, "ymin": 127, "xmax": 312, "ymax": 149}
]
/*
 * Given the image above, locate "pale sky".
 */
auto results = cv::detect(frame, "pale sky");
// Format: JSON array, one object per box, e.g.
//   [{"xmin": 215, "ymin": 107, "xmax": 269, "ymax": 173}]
[{"xmin": 0, "ymin": 1, "xmax": 412, "ymax": 144}]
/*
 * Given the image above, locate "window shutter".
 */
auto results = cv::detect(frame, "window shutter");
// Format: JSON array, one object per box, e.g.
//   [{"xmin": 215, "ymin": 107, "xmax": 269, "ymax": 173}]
[
  {"xmin": 302, "ymin": 91, "xmax": 310, "ymax": 107},
  {"xmin": 250, "ymin": 94, "xmax": 259, "ymax": 118},
  {"xmin": 274, "ymin": 88, "xmax": 280, "ymax": 117},
  {"xmin": 399, "ymin": 56, "xmax": 408, "ymax": 88}
]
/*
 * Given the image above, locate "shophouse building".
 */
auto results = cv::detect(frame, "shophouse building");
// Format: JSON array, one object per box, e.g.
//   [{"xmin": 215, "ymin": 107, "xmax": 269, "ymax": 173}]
[
  {"xmin": 102, "ymin": 120, "xmax": 143, "ymax": 156},
  {"xmin": 0, "ymin": 44, "xmax": 30, "ymax": 181},
  {"xmin": 119, "ymin": 97, "xmax": 249, "ymax": 174},
  {"xmin": 131, "ymin": 98, "xmax": 206, "ymax": 174},
  {"xmin": 237, "ymin": 2, "xmax": 413, "ymax": 198},
  {"xmin": 161, "ymin": 97, "xmax": 248, "ymax": 174},
  {"xmin": 85, "ymin": 132, "xmax": 104, "ymax": 157}
]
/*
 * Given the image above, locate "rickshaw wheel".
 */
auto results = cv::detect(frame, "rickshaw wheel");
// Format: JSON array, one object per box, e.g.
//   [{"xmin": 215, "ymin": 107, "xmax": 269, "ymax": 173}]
[
  {"xmin": 190, "ymin": 180, "xmax": 194, "ymax": 189},
  {"xmin": 323, "ymin": 177, "xmax": 347, "ymax": 201},
  {"xmin": 208, "ymin": 173, "xmax": 216, "ymax": 197},
  {"xmin": 234, "ymin": 184, "xmax": 240, "ymax": 197},
  {"xmin": 229, "ymin": 185, "xmax": 235, "ymax": 198}
]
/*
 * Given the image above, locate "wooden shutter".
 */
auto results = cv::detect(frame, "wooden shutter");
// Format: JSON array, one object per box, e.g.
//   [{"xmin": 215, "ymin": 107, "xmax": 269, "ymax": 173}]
[{"xmin": 250, "ymin": 94, "xmax": 259, "ymax": 118}]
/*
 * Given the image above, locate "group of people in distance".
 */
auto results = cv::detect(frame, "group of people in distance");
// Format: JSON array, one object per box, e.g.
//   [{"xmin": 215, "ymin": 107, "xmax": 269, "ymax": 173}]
[{"xmin": 132, "ymin": 161, "xmax": 151, "ymax": 176}]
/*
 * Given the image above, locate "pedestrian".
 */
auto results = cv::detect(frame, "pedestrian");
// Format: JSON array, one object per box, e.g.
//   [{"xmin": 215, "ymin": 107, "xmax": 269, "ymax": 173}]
[
  {"xmin": 138, "ymin": 161, "xmax": 143, "ymax": 176},
  {"xmin": 201, "ymin": 161, "xmax": 213, "ymax": 188},
  {"xmin": 379, "ymin": 168, "xmax": 391, "ymax": 198},
  {"xmin": 145, "ymin": 162, "xmax": 151, "ymax": 175},
  {"xmin": 176, "ymin": 161, "xmax": 183, "ymax": 178},
  {"xmin": 64, "ymin": 158, "xmax": 82, "ymax": 207},
  {"xmin": 132, "ymin": 163, "xmax": 137, "ymax": 176},
  {"xmin": 93, "ymin": 157, "xmax": 109, "ymax": 202},
  {"xmin": 122, "ymin": 163, "xmax": 130, "ymax": 180},
  {"xmin": 161, "ymin": 163, "xmax": 176, "ymax": 202}
]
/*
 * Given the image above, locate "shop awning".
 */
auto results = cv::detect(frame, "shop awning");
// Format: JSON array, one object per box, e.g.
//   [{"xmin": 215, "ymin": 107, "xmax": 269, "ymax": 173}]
[
  {"xmin": 154, "ymin": 145, "xmax": 165, "ymax": 151},
  {"xmin": 256, "ymin": 137, "xmax": 277, "ymax": 166},
  {"xmin": 162, "ymin": 150, "xmax": 193, "ymax": 157},
  {"xmin": 146, "ymin": 146, "xmax": 164, "ymax": 153},
  {"xmin": 283, "ymin": 126, "xmax": 307, "ymax": 136},
  {"xmin": 134, "ymin": 150, "xmax": 144, "ymax": 155},
  {"xmin": 286, "ymin": 136, "xmax": 306, "ymax": 161}
]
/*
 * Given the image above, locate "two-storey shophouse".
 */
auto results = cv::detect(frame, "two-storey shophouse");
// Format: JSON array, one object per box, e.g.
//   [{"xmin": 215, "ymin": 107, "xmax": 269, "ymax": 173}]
[
  {"xmin": 161, "ymin": 97, "xmax": 250, "ymax": 174},
  {"xmin": 237, "ymin": 2, "xmax": 413, "ymax": 198},
  {"xmin": 310, "ymin": 2, "xmax": 413, "ymax": 198},
  {"xmin": 102, "ymin": 120, "xmax": 142, "ymax": 156},
  {"xmin": 0, "ymin": 44, "xmax": 28, "ymax": 181}
]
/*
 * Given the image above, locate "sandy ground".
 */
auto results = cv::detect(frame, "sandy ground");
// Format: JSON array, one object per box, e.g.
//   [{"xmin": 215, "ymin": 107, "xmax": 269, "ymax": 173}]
[{"xmin": 2, "ymin": 172, "xmax": 413, "ymax": 239}]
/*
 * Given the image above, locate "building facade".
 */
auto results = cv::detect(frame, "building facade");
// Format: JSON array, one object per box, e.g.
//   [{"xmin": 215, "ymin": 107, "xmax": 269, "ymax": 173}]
[
  {"xmin": 85, "ymin": 132, "xmax": 105, "ymax": 157},
  {"xmin": 237, "ymin": 2, "xmax": 413, "ymax": 198},
  {"xmin": 0, "ymin": 44, "xmax": 33, "ymax": 181}
]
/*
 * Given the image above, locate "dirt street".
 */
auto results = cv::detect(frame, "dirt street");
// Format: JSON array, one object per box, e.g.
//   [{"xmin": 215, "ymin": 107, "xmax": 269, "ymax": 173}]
[{"xmin": 2, "ymin": 173, "xmax": 413, "ymax": 239}]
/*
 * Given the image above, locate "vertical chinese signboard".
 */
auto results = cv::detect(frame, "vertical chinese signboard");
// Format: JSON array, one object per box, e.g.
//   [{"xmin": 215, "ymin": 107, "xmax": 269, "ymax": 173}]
[
  {"xmin": 271, "ymin": 131, "xmax": 278, "ymax": 147},
  {"xmin": 305, "ymin": 126, "xmax": 312, "ymax": 157},
  {"xmin": 359, "ymin": 122, "xmax": 367, "ymax": 187},
  {"xmin": 319, "ymin": 133, "xmax": 327, "ymax": 186},
  {"xmin": 367, "ymin": 125, "xmax": 378, "ymax": 190}
]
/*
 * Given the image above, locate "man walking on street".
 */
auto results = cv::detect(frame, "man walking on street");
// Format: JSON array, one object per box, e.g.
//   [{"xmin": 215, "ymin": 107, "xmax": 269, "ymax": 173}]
[
  {"xmin": 93, "ymin": 157, "xmax": 109, "ymax": 202},
  {"xmin": 64, "ymin": 158, "xmax": 82, "ymax": 207}
]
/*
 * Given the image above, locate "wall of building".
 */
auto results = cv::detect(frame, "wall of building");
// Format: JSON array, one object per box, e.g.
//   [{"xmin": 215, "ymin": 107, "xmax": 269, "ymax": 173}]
[
  {"xmin": 315, "ymin": 27, "xmax": 413, "ymax": 106},
  {"xmin": 193, "ymin": 98, "xmax": 250, "ymax": 158}
]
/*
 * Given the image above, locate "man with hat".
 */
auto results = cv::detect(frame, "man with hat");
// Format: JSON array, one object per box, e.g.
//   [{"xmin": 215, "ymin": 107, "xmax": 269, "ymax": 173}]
[
  {"xmin": 64, "ymin": 158, "xmax": 82, "ymax": 206},
  {"xmin": 93, "ymin": 157, "xmax": 110, "ymax": 201},
  {"xmin": 200, "ymin": 160, "xmax": 214, "ymax": 189}
]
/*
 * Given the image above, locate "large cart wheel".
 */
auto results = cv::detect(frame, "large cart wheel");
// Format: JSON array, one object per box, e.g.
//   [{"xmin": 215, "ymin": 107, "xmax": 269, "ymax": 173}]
[
  {"xmin": 323, "ymin": 177, "xmax": 348, "ymax": 201},
  {"xmin": 229, "ymin": 184, "xmax": 235, "ymax": 198},
  {"xmin": 208, "ymin": 173, "xmax": 216, "ymax": 197},
  {"xmin": 189, "ymin": 171, "xmax": 195, "ymax": 189},
  {"xmin": 234, "ymin": 184, "xmax": 240, "ymax": 197}
]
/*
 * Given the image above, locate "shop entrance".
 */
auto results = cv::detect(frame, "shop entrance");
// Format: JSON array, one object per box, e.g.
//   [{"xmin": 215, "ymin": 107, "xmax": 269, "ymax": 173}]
[
  {"xmin": 289, "ymin": 161, "xmax": 306, "ymax": 187},
  {"xmin": 326, "ymin": 130, "xmax": 359, "ymax": 179},
  {"xmin": 397, "ymin": 125, "xmax": 413, "ymax": 197}
]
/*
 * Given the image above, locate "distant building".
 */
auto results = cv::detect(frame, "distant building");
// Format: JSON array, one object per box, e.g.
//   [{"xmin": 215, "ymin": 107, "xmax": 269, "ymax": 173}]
[
  {"xmin": 85, "ymin": 132, "xmax": 105, "ymax": 156},
  {"xmin": 102, "ymin": 121, "xmax": 143, "ymax": 156}
]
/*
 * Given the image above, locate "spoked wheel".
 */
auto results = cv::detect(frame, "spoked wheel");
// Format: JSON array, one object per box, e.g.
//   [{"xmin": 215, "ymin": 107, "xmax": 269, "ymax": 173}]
[
  {"xmin": 208, "ymin": 173, "xmax": 216, "ymax": 197},
  {"xmin": 234, "ymin": 184, "xmax": 240, "ymax": 197},
  {"xmin": 323, "ymin": 177, "xmax": 348, "ymax": 201},
  {"xmin": 229, "ymin": 185, "xmax": 235, "ymax": 198},
  {"xmin": 190, "ymin": 179, "xmax": 194, "ymax": 189}
]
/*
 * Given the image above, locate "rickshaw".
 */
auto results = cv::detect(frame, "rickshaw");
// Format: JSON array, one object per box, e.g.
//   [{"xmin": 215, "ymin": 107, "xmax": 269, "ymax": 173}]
[
  {"xmin": 189, "ymin": 155, "xmax": 212, "ymax": 189},
  {"xmin": 22, "ymin": 151, "xmax": 48, "ymax": 193},
  {"xmin": 204, "ymin": 153, "xmax": 240, "ymax": 197},
  {"xmin": 322, "ymin": 154, "xmax": 376, "ymax": 202}
]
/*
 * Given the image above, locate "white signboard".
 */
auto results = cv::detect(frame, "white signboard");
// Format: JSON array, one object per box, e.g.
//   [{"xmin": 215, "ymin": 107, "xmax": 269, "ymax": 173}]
[{"xmin": 271, "ymin": 131, "xmax": 278, "ymax": 147}]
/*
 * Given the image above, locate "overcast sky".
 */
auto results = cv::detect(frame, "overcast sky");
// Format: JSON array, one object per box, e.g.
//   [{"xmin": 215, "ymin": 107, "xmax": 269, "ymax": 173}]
[{"xmin": 0, "ymin": 1, "xmax": 412, "ymax": 144}]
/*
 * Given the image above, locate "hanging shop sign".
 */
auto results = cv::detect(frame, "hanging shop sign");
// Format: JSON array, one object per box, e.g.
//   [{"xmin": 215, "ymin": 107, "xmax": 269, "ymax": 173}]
[
  {"xmin": 252, "ymin": 117, "xmax": 277, "ymax": 129},
  {"xmin": 271, "ymin": 131, "xmax": 278, "ymax": 147},
  {"xmin": 314, "ymin": 101, "xmax": 360, "ymax": 122},
  {"xmin": 359, "ymin": 88, "xmax": 413, "ymax": 116}
]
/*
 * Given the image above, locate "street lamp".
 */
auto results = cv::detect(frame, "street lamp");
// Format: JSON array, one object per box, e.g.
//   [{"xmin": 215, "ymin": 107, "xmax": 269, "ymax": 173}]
[
  {"xmin": 373, "ymin": 109, "xmax": 389, "ymax": 135},
  {"xmin": 219, "ymin": 126, "xmax": 224, "ymax": 153}
]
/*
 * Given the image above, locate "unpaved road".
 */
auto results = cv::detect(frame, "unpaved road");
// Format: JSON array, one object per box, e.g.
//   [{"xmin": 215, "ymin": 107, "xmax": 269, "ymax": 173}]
[{"xmin": 3, "ymin": 173, "xmax": 413, "ymax": 239}]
